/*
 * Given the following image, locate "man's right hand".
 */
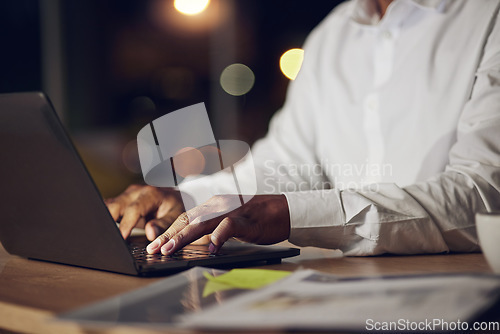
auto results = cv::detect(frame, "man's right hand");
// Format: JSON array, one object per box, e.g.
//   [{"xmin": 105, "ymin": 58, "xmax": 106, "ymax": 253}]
[{"xmin": 105, "ymin": 184, "xmax": 189, "ymax": 241}]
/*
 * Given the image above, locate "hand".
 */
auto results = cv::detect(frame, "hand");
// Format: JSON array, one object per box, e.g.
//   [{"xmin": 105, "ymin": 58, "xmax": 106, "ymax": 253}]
[
  {"xmin": 146, "ymin": 194, "xmax": 291, "ymax": 255},
  {"xmin": 105, "ymin": 184, "xmax": 190, "ymax": 240}
]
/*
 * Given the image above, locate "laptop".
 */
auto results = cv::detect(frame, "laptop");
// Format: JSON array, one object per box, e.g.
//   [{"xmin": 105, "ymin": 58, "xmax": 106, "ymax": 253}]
[{"xmin": 0, "ymin": 92, "xmax": 299, "ymax": 276}]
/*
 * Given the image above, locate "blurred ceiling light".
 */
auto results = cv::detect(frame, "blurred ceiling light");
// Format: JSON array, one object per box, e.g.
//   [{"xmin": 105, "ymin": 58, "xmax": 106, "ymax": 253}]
[
  {"xmin": 151, "ymin": 0, "xmax": 226, "ymax": 33},
  {"xmin": 174, "ymin": 0, "xmax": 210, "ymax": 16},
  {"xmin": 280, "ymin": 48, "xmax": 304, "ymax": 80},
  {"xmin": 220, "ymin": 63, "xmax": 255, "ymax": 96}
]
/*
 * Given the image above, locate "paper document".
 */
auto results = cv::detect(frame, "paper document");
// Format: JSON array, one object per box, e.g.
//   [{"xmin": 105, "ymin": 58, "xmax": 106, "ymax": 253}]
[
  {"xmin": 58, "ymin": 267, "xmax": 500, "ymax": 331},
  {"xmin": 180, "ymin": 270, "xmax": 500, "ymax": 331}
]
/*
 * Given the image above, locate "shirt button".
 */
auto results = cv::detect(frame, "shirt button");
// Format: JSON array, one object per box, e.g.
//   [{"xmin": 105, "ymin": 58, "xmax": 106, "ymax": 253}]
[
  {"xmin": 365, "ymin": 95, "xmax": 378, "ymax": 111},
  {"xmin": 381, "ymin": 30, "xmax": 392, "ymax": 40}
]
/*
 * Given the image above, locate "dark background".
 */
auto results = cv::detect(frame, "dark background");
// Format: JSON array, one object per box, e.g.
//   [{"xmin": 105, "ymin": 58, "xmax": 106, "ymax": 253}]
[{"xmin": 0, "ymin": 0, "xmax": 343, "ymax": 197}]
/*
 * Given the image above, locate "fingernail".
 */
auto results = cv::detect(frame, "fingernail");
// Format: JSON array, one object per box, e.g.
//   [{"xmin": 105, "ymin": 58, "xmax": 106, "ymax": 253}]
[
  {"xmin": 161, "ymin": 239, "xmax": 175, "ymax": 255},
  {"xmin": 147, "ymin": 239, "xmax": 160, "ymax": 254},
  {"xmin": 208, "ymin": 242, "xmax": 217, "ymax": 254}
]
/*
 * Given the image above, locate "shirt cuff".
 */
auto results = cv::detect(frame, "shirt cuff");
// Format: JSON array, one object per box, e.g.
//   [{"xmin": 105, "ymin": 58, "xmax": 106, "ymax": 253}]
[
  {"xmin": 283, "ymin": 189, "xmax": 345, "ymax": 248},
  {"xmin": 283, "ymin": 189, "xmax": 344, "ymax": 228}
]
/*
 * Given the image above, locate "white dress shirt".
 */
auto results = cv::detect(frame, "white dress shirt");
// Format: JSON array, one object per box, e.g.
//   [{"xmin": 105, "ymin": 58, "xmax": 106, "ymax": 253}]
[{"xmin": 182, "ymin": 0, "xmax": 500, "ymax": 255}]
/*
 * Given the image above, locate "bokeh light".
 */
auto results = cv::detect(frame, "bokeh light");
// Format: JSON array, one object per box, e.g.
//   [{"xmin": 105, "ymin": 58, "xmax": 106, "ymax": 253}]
[
  {"xmin": 220, "ymin": 63, "xmax": 255, "ymax": 96},
  {"xmin": 199, "ymin": 145, "xmax": 222, "ymax": 174},
  {"xmin": 279, "ymin": 48, "xmax": 304, "ymax": 80},
  {"xmin": 151, "ymin": 0, "xmax": 227, "ymax": 34},
  {"xmin": 174, "ymin": 0, "xmax": 210, "ymax": 16},
  {"xmin": 122, "ymin": 140, "xmax": 142, "ymax": 174},
  {"xmin": 173, "ymin": 147, "xmax": 206, "ymax": 178}
]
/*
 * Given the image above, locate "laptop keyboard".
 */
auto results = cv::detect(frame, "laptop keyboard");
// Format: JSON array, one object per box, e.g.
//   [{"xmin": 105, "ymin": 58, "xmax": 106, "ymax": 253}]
[{"xmin": 128, "ymin": 242, "xmax": 223, "ymax": 264}]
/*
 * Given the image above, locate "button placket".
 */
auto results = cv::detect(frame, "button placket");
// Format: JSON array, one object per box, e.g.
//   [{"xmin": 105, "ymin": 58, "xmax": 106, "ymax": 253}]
[
  {"xmin": 374, "ymin": 26, "xmax": 398, "ymax": 87},
  {"xmin": 360, "ymin": 26, "xmax": 400, "ymax": 185},
  {"xmin": 363, "ymin": 93, "xmax": 384, "ymax": 178}
]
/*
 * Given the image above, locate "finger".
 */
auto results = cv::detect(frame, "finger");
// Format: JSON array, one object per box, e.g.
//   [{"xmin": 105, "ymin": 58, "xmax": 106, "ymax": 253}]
[
  {"xmin": 106, "ymin": 201, "xmax": 121, "ymax": 221},
  {"xmin": 145, "ymin": 201, "xmax": 191, "ymax": 241},
  {"xmin": 144, "ymin": 214, "xmax": 176, "ymax": 241},
  {"xmin": 159, "ymin": 215, "xmax": 214, "ymax": 255},
  {"xmin": 191, "ymin": 234, "xmax": 211, "ymax": 245},
  {"xmin": 146, "ymin": 212, "xmax": 190, "ymax": 254},
  {"xmin": 146, "ymin": 196, "xmax": 237, "ymax": 254},
  {"xmin": 144, "ymin": 221, "xmax": 163, "ymax": 241},
  {"xmin": 120, "ymin": 208, "xmax": 154, "ymax": 239},
  {"xmin": 155, "ymin": 202, "xmax": 225, "ymax": 253},
  {"xmin": 104, "ymin": 184, "xmax": 144, "ymax": 221},
  {"xmin": 210, "ymin": 217, "xmax": 242, "ymax": 253},
  {"xmin": 156, "ymin": 192, "xmax": 185, "ymax": 218},
  {"xmin": 119, "ymin": 189, "xmax": 163, "ymax": 239}
]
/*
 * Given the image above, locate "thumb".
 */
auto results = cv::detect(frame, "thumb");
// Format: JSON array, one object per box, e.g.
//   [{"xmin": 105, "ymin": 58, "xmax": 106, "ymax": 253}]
[
  {"xmin": 210, "ymin": 217, "xmax": 244, "ymax": 253},
  {"xmin": 144, "ymin": 219, "xmax": 169, "ymax": 241}
]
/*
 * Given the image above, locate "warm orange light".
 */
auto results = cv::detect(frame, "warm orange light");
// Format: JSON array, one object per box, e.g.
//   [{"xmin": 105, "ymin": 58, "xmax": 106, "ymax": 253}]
[
  {"xmin": 122, "ymin": 140, "xmax": 141, "ymax": 173},
  {"xmin": 279, "ymin": 48, "xmax": 304, "ymax": 80},
  {"xmin": 198, "ymin": 145, "xmax": 222, "ymax": 174},
  {"xmin": 174, "ymin": 0, "xmax": 210, "ymax": 16},
  {"xmin": 151, "ymin": 0, "xmax": 227, "ymax": 34},
  {"xmin": 173, "ymin": 147, "xmax": 206, "ymax": 178}
]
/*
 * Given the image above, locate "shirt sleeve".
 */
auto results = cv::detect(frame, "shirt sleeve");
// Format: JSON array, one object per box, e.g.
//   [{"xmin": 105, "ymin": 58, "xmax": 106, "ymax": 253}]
[{"xmin": 286, "ymin": 9, "xmax": 500, "ymax": 256}]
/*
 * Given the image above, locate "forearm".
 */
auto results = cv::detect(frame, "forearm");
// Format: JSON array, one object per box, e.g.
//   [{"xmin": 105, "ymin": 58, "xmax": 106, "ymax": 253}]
[{"xmin": 286, "ymin": 169, "xmax": 496, "ymax": 255}]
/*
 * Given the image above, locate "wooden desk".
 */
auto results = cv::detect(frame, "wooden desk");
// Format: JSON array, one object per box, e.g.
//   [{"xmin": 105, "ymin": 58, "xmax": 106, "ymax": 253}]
[{"xmin": 0, "ymin": 242, "xmax": 494, "ymax": 334}]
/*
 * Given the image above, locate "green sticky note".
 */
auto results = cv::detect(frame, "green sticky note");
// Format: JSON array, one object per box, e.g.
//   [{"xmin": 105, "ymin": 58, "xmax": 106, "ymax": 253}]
[
  {"xmin": 203, "ymin": 269, "xmax": 291, "ymax": 291},
  {"xmin": 202, "ymin": 278, "xmax": 235, "ymax": 298}
]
